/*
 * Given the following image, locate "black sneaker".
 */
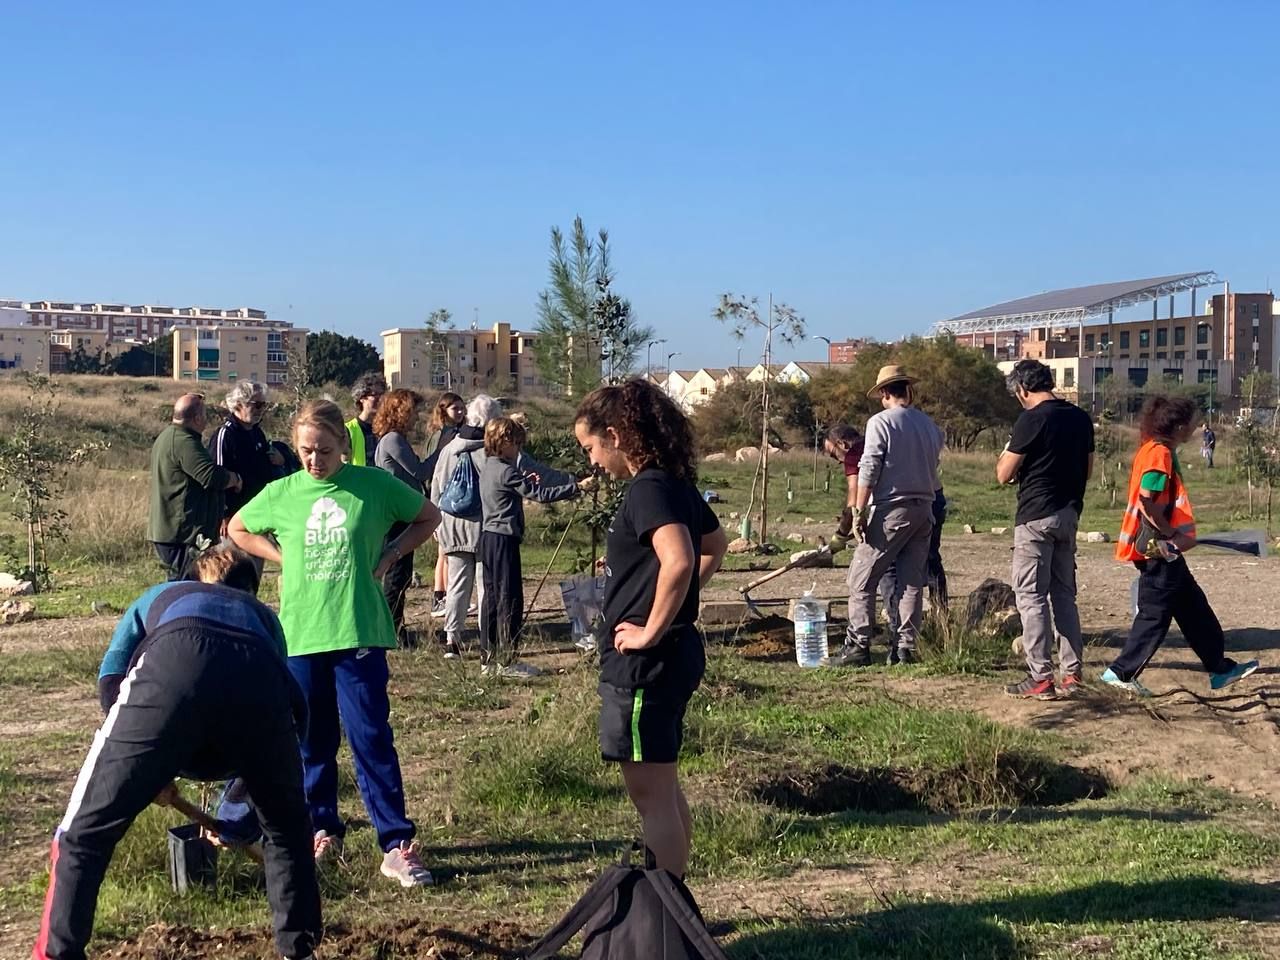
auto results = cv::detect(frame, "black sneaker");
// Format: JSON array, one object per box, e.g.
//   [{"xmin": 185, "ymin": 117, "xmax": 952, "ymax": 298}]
[
  {"xmin": 895, "ymin": 648, "xmax": 916, "ymax": 666},
  {"xmin": 821, "ymin": 644, "xmax": 871, "ymax": 668},
  {"xmin": 443, "ymin": 640, "xmax": 461, "ymax": 660}
]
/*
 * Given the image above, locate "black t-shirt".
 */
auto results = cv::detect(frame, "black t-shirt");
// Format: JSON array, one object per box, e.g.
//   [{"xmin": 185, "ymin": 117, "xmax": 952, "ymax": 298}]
[
  {"xmin": 1007, "ymin": 398, "xmax": 1095, "ymax": 525},
  {"xmin": 599, "ymin": 468, "xmax": 719, "ymax": 689}
]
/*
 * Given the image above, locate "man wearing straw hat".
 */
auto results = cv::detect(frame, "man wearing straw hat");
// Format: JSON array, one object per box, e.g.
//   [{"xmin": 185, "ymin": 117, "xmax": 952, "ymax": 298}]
[{"xmin": 824, "ymin": 364, "xmax": 944, "ymax": 667}]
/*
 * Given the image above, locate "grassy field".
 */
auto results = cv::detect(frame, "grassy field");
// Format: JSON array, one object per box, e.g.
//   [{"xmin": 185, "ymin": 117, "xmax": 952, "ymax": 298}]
[{"xmin": 1, "ymin": 375, "xmax": 1277, "ymax": 957}]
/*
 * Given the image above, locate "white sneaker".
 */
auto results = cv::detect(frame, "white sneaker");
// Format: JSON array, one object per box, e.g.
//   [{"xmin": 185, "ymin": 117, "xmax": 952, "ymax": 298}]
[
  {"xmin": 574, "ymin": 635, "xmax": 598, "ymax": 653},
  {"xmin": 313, "ymin": 830, "xmax": 344, "ymax": 863},
  {"xmin": 430, "ymin": 598, "xmax": 447, "ymax": 619},
  {"xmin": 467, "ymin": 603, "xmax": 479, "ymax": 617},
  {"xmin": 380, "ymin": 840, "xmax": 434, "ymax": 887}
]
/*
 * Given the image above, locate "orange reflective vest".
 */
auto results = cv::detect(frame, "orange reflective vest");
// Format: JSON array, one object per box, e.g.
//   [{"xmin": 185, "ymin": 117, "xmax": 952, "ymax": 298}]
[{"xmin": 1116, "ymin": 439, "xmax": 1196, "ymax": 562}]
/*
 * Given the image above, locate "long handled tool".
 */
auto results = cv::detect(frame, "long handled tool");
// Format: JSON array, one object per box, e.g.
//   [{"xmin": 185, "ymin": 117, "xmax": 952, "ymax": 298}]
[
  {"xmin": 169, "ymin": 791, "xmax": 264, "ymax": 864},
  {"xmin": 738, "ymin": 544, "xmax": 833, "ymax": 617}
]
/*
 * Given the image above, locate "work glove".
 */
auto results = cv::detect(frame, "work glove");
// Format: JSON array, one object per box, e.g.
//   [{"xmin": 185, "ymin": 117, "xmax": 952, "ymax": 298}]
[
  {"xmin": 828, "ymin": 531, "xmax": 851, "ymax": 554},
  {"xmin": 835, "ymin": 506, "xmax": 854, "ymax": 538},
  {"xmin": 853, "ymin": 506, "xmax": 870, "ymax": 543}
]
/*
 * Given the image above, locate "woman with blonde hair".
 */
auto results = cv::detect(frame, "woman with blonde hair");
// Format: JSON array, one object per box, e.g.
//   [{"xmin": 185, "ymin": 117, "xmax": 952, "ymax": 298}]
[
  {"xmin": 373, "ymin": 388, "xmax": 431, "ymax": 644},
  {"xmin": 230, "ymin": 399, "xmax": 444, "ymax": 888}
]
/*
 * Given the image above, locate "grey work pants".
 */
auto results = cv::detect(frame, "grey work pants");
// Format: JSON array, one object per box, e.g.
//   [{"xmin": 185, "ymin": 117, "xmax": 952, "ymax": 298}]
[
  {"xmin": 444, "ymin": 551, "xmax": 484, "ymax": 647},
  {"xmin": 1012, "ymin": 507, "xmax": 1083, "ymax": 681},
  {"xmin": 846, "ymin": 500, "xmax": 933, "ymax": 653}
]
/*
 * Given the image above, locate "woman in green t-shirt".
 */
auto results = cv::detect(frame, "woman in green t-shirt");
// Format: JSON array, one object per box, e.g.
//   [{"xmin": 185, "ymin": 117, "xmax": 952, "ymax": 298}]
[{"xmin": 229, "ymin": 400, "xmax": 443, "ymax": 888}]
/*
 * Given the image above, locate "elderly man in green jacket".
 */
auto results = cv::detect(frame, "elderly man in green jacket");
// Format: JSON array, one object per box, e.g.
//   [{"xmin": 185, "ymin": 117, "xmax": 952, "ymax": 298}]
[{"xmin": 147, "ymin": 394, "xmax": 242, "ymax": 578}]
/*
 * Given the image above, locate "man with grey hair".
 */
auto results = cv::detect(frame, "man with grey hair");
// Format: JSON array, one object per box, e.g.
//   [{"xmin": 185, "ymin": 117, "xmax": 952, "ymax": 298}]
[
  {"xmin": 997, "ymin": 359, "xmax": 1094, "ymax": 700},
  {"xmin": 147, "ymin": 394, "xmax": 242, "ymax": 579},
  {"xmin": 345, "ymin": 372, "xmax": 387, "ymax": 466},
  {"xmin": 430, "ymin": 394, "xmax": 503, "ymax": 658},
  {"xmin": 211, "ymin": 381, "xmax": 283, "ymax": 539}
]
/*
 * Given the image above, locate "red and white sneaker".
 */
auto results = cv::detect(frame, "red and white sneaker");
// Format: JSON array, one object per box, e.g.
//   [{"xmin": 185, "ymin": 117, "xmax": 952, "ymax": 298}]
[{"xmin": 381, "ymin": 840, "xmax": 434, "ymax": 887}]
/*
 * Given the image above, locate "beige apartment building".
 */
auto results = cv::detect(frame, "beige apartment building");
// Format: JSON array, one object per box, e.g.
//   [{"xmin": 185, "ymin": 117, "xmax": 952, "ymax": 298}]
[
  {"xmin": 172, "ymin": 324, "xmax": 308, "ymax": 386},
  {"xmin": 0, "ymin": 324, "xmax": 50, "ymax": 373},
  {"xmin": 382, "ymin": 322, "xmax": 551, "ymax": 397},
  {"xmin": 48, "ymin": 329, "xmax": 113, "ymax": 372},
  {"xmin": 5, "ymin": 300, "xmax": 284, "ymax": 344}
]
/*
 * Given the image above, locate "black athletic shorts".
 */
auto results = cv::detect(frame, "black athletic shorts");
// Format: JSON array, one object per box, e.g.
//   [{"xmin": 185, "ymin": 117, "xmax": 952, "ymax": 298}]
[{"xmin": 598, "ymin": 627, "xmax": 705, "ymax": 764}]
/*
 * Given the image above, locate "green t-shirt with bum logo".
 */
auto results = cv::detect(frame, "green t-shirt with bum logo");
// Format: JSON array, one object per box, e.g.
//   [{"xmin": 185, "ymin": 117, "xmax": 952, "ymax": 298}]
[{"xmin": 238, "ymin": 463, "xmax": 425, "ymax": 656}]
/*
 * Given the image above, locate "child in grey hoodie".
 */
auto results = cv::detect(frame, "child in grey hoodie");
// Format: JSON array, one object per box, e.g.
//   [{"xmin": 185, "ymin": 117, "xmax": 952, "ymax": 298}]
[{"xmin": 479, "ymin": 417, "xmax": 587, "ymax": 677}]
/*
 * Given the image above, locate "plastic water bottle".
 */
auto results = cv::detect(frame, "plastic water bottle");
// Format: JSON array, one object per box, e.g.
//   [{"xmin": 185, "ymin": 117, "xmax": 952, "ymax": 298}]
[{"xmin": 792, "ymin": 586, "xmax": 829, "ymax": 668}]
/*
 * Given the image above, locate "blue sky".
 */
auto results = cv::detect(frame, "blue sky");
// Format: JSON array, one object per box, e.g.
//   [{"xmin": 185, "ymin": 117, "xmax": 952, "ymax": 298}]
[{"xmin": 4, "ymin": 1, "xmax": 1278, "ymax": 370}]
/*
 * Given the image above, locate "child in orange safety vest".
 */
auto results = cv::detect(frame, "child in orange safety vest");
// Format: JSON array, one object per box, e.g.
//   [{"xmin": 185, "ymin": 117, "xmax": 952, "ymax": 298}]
[{"xmin": 1102, "ymin": 396, "xmax": 1259, "ymax": 696}]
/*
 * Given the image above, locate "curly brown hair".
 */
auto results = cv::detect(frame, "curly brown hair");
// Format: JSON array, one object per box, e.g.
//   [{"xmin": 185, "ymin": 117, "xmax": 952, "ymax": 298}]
[
  {"xmin": 373, "ymin": 388, "xmax": 424, "ymax": 438},
  {"xmin": 1138, "ymin": 395, "xmax": 1197, "ymax": 443},
  {"xmin": 483, "ymin": 417, "xmax": 527, "ymax": 456},
  {"xmin": 575, "ymin": 378, "xmax": 697, "ymax": 482},
  {"xmin": 430, "ymin": 392, "xmax": 464, "ymax": 431}
]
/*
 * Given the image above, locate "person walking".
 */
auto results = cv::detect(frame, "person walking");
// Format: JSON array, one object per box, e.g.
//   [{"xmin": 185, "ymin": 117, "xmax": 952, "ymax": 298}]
[
  {"xmin": 345, "ymin": 372, "xmax": 387, "ymax": 467},
  {"xmin": 373, "ymin": 388, "xmax": 432, "ymax": 645},
  {"xmin": 477, "ymin": 416, "xmax": 587, "ymax": 677},
  {"xmin": 997, "ymin": 359, "xmax": 1095, "ymax": 699},
  {"xmin": 147, "ymin": 393, "xmax": 242, "ymax": 579},
  {"xmin": 824, "ymin": 365, "xmax": 943, "ymax": 667},
  {"xmin": 1102, "ymin": 396, "xmax": 1259, "ymax": 696},
  {"xmin": 425, "ymin": 392, "xmax": 466, "ymax": 617},
  {"xmin": 573, "ymin": 379, "xmax": 728, "ymax": 877},
  {"xmin": 211, "ymin": 381, "xmax": 284, "ymax": 547},
  {"xmin": 230, "ymin": 399, "xmax": 443, "ymax": 889},
  {"xmin": 1201, "ymin": 422, "xmax": 1216, "ymax": 468},
  {"xmin": 33, "ymin": 544, "xmax": 320, "ymax": 960},
  {"xmin": 431, "ymin": 394, "xmax": 503, "ymax": 659}
]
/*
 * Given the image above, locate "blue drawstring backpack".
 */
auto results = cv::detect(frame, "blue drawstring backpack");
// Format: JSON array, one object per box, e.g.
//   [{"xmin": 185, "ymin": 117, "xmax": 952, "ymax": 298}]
[{"xmin": 439, "ymin": 452, "xmax": 480, "ymax": 516}]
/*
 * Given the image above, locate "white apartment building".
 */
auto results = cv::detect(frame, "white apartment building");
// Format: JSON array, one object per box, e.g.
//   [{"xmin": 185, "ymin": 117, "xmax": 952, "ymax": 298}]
[
  {"xmin": 2, "ymin": 299, "xmax": 287, "ymax": 345},
  {"xmin": 172, "ymin": 324, "xmax": 308, "ymax": 386}
]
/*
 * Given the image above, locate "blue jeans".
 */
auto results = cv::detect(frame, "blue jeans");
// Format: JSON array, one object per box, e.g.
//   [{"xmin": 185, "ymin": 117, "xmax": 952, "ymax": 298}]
[{"xmin": 286, "ymin": 648, "xmax": 414, "ymax": 852}]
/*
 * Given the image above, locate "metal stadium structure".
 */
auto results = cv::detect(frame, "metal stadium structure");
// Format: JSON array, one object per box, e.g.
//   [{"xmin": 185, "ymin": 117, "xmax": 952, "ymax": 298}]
[{"xmin": 931, "ymin": 271, "xmax": 1221, "ymax": 337}]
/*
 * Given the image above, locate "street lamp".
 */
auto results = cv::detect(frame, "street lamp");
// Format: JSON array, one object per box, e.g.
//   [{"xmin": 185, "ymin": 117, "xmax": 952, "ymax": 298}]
[
  {"xmin": 814, "ymin": 335, "xmax": 832, "ymax": 369},
  {"xmin": 666, "ymin": 351, "xmax": 680, "ymax": 374},
  {"xmin": 646, "ymin": 338, "xmax": 666, "ymax": 379}
]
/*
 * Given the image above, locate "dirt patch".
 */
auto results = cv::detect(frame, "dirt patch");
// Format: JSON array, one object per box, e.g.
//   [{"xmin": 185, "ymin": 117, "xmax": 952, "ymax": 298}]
[
  {"xmin": 755, "ymin": 760, "xmax": 1110, "ymax": 815},
  {"xmin": 99, "ymin": 919, "xmax": 533, "ymax": 959}
]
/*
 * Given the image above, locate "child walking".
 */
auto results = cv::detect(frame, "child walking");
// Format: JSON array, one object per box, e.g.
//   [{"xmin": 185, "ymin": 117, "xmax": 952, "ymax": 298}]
[
  {"xmin": 479, "ymin": 417, "xmax": 587, "ymax": 678},
  {"xmin": 1103, "ymin": 395, "xmax": 1259, "ymax": 696}
]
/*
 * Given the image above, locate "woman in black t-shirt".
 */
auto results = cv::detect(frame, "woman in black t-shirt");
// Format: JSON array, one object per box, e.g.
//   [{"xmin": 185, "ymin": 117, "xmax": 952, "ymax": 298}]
[{"xmin": 574, "ymin": 379, "xmax": 728, "ymax": 877}]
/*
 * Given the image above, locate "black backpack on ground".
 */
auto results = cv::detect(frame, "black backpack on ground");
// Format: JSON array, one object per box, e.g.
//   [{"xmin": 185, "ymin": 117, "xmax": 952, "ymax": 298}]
[{"xmin": 523, "ymin": 854, "xmax": 729, "ymax": 960}]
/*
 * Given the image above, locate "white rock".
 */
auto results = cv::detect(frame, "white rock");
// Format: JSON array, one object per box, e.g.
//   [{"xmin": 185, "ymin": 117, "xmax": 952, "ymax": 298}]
[
  {"xmin": 0, "ymin": 573, "xmax": 34, "ymax": 597},
  {"xmin": 727, "ymin": 537, "xmax": 754, "ymax": 554},
  {"xmin": 703, "ymin": 452, "xmax": 728, "ymax": 462},
  {"xmin": 991, "ymin": 527, "xmax": 1009, "ymax": 535},
  {"xmin": 785, "ymin": 533, "xmax": 804, "ymax": 543},
  {"xmin": 963, "ymin": 524, "xmax": 976, "ymax": 535},
  {"xmin": 0, "ymin": 599, "xmax": 35, "ymax": 625},
  {"xmin": 803, "ymin": 517, "xmax": 815, "ymax": 524},
  {"xmin": 734, "ymin": 446, "xmax": 761, "ymax": 462},
  {"xmin": 728, "ymin": 511, "xmax": 740, "ymax": 521},
  {"xmin": 1086, "ymin": 531, "xmax": 1110, "ymax": 543}
]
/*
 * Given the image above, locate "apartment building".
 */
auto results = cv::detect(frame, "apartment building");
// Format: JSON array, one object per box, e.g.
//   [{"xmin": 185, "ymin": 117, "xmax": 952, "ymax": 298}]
[
  {"xmin": 172, "ymin": 324, "xmax": 308, "ymax": 386},
  {"xmin": 48, "ymin": 329, "xmax": 113, "ymax": 373},
  {"xmin": 0, "ymin": 324, "xmax": 50, "ymax": 372},
  {"xmin": 3, "ymin": 300, "xmax": 286, "ymax": 344},
  {"xmin": 381, "ymin": 322, "xmax": 551, "ymax": 397}
]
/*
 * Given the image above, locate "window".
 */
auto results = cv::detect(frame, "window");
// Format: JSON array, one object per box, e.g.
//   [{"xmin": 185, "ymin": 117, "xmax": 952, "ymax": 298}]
[
  {"xmin": 1197, "ymin": 324, "xmax": 1209, "ymax": 345},
  {"xmin": 266, "ymin": 351, "xmax": 287, "ymax": 364},
  {"xmin": 250, "ymin": 353, "xmax": 258, "ymax": 363},
  {"xmin": 1198, "ymin": 369, "xmax": 1214, "ymax": 384},
  {"xmin": 523, "ymin": 375, "xmax": 534, "ymax": 385},
  {"xmin": 183, "ymin": 351, "xmax": 191, "ymax": 361},
  {"xmin": 267, "ymin": 371, "xmax": 286, "ymax": 384},
  {"xmin": 1196, "ymin": 349, "xmax": 1209, "ymax": 360},
  {"xmin": 1173, "ymin": 350, "xmax": 1185, "ymax": 360},
  {"xmin": 1128, "ymin": 368, "xmax": 1148, "ymax": 387},
  {"xmin": 1139, "ymin": 330, "xmax": 1150, "ymax": 348},
  {"xmin": 1085, "ymin": 333, "xmax": 1095, "ymax": 352},
  {"xmin": 1163, "ymin": 369, "xmax": 1182, "ymax": 383},
  {"xmin": 1094, "ymin": 367, "xmax": 1112, "ymax": 385},
  {"xmin": 1063, "ymin": 369, "xmax": 1075, "ymax": 388},
  {"xmin": 1139, "ymin": 352, "xmax": 1149, "ymax": 359},
  {"xmin": 1156, "ymin": 328, "xmax": 1167, "ymax": 347},
  {"xmin": 1156, "ymin": 352, "xmax": 1167, "ymax": 360},
  {"xmin": 1120, "ymin": 331, "xmax": 1131, "ymax": 349},
  {"xmin": 1174, "ymin": 326, "xmax": 1186, "ymax": 346},
  {"xmin": 227, "ymin": 352, "xmax": 236, "ymax": 363},
  {"xmin": 411, "ymin": 359, "xmax": 419, "ymax": 369}
]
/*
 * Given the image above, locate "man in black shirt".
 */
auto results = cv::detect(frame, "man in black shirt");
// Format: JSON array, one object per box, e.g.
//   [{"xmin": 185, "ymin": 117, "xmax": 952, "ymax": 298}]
[{"xmin": 996, "ymin": 359, "xmax": 1095, "ymax": 700}]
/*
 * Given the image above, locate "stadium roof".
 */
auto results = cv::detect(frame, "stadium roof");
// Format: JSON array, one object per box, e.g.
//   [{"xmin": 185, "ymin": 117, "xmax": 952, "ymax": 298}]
[{"xmin": 932, "ymin": 271, "xmax": 1220, "ymax": 335}]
